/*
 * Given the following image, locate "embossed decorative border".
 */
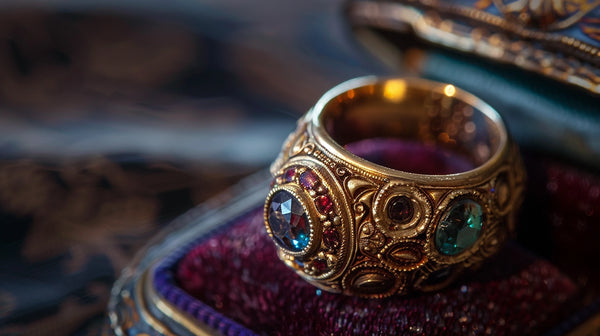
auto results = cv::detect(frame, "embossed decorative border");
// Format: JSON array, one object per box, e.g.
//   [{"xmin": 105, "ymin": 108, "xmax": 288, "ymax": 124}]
[{"xmin": 347, "ymin": 1, "xmax": 600, "ymax": 94}]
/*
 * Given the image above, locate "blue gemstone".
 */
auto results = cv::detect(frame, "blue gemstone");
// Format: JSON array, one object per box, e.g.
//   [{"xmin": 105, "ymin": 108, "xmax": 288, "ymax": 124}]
[
  {"xmin": 268, "ymin": 190, "xmax": 310, "ymax": 251},
  {"xmin": 435, "ymin": 198, "xmax": 483, "ymax": 255}
]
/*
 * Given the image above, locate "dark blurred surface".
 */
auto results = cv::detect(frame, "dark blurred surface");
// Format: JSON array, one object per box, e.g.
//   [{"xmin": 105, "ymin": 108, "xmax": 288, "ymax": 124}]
[{"xmin": 0, "ymin": 2, "xmax": 384, "ymax": 335}]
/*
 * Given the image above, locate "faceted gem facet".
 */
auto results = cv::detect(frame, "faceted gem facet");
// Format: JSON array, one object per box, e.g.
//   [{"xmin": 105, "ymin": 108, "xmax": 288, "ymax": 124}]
[
  {"xmin": 323, "ymin": 228, "xmax": 340, "ymax": 250},
  {"xmin": 299, "ymin": 170, "xmax": 319, "ymax": 190},
  {"xmin": 387, "ymin": 196, "xmax": 414, "ymax": 223},
  {"xmin": 435, "ymin": 198, "xmax": 483, "ymax": 255},
  {"xmin": 312, "ymin": 258, "xmax": 328, "ymax": 275},
  {"xmin": 315, "ymin": 195, "xmax": 333, "ymax": 214},
  {"xmin": 268, "ymin": 190, "xmax": 310, "ymax": 251},
  {"xmin": 284, "ymin": 168, "xmax": 296, "ymax": 182}
]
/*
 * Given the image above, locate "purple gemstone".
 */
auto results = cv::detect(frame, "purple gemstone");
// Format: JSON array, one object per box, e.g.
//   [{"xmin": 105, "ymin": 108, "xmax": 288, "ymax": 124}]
[
  {"xmin": 299, "ymin": 170, "xmax": 319, "ymax": 190},
  {"xmin": 284, "ymin": 168, "xmax": 296, "ymax": 182}
]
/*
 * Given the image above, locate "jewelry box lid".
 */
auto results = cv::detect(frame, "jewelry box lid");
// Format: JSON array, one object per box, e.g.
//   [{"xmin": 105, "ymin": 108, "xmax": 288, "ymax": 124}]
[{"xmin": 347, "ymin": 0, "xmax": 600, "ymax": 94}]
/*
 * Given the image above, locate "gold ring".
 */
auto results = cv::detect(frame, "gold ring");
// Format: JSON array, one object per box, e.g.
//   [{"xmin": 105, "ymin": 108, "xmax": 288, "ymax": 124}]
[{"xmin": 264, "ymin": 77, "xmax": 526, "ymax": 298}]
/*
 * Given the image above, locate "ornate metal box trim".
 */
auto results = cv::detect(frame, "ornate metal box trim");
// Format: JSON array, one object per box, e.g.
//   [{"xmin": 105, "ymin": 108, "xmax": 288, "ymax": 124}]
[{"xmin": 347, "ymin": 0, "xmax": 600, "ymax": 93}]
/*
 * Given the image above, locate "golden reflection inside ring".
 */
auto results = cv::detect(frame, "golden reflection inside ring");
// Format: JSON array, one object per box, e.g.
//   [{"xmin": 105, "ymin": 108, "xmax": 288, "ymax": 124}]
[
  {"xmin": 383, "ymin": 80, "xmax": 407, "ymax": 102},
  {"xmin": 444, "ymin": 84, "xmax": 456, "ymax": 97}
]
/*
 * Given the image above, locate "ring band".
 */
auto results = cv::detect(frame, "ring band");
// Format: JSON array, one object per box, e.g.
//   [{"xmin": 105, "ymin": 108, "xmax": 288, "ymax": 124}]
[{"xmin": 264, "ymin": 77, "xmax": 525, "ymax": 298}]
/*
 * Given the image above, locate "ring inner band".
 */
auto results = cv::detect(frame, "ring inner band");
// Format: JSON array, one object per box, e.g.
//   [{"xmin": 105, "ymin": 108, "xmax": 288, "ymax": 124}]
[{"xmin": 317, "ymin": 79, "xmax": 504, "ymax": 175}]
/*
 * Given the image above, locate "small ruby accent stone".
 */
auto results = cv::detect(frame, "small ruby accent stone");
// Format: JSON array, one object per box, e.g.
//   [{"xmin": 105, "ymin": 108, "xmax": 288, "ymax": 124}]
[
  {"xmin": 388, "ymin": 196, "xmax": 414, "ymax": 223},
  {"xmin": 284, "ymin": 168, "xmax": 296, "ymax": 182},
  {"xmin": 312, "ymin": 258, "xmax": 328, "ymax": 275},
  {"xmin": 315, "ymin": 195, "xmax": 333, "ymax": 214},
  {"xmin": 299, "ymin": 170, "xmax": 319, "ymax": 190},
  {"xmin": 323, "ymin": 228, "xmax": 340, "ymax": 249}
]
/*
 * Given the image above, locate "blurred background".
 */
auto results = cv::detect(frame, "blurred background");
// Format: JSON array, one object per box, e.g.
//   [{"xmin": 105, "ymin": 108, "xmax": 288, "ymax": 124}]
[{"xmin": 0, "ymin": 1, "xmax": 386, "ymax": 334}]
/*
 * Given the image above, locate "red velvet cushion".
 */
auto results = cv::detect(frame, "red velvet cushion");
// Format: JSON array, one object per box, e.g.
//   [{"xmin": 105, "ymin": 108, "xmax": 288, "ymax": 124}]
[{"xmin": 176, "ymin": 208, "xmax": 576, "ymax": 335}]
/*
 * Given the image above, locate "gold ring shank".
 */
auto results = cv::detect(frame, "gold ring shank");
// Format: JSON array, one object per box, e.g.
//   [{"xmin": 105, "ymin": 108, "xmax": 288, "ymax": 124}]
[{"xmin": 265, "ymin": 77, "xmax": 525, "ymax": 298}]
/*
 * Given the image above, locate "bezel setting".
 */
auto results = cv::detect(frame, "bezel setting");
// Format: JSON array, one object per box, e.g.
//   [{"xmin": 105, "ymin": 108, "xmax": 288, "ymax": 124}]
[
  {"xmin": 426, "ymin": 190, "xmax": 488, "ymax": 265},
  {"xmin": 373, "ymin": 182, "xmax": 433, "ymax": 239},
  {"xmin": 265, "ymin": 185, "xmax": 320, "ymax": 257}
]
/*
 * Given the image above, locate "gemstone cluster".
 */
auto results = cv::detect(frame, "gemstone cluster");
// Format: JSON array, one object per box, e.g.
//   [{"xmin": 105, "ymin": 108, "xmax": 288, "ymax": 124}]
[{"xmin": 266, "ymin": 166, "xmax": 343, "ymax": 277}]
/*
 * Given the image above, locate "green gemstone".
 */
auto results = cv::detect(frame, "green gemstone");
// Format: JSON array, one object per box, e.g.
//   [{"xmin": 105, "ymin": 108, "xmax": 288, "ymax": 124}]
[{"xmin": 435, "ymin": 198, "xmax": 483, "ymax": 256}]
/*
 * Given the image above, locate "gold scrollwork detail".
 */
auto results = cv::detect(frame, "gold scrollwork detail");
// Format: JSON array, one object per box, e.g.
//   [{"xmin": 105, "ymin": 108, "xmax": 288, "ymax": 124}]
[
  {"xmin": 378, "ymin": 239, "xmax": 428, "ymax": 272},
  {"xmin": 348, "ymin": 1, "xmax": 600, "ymax": 94},
  {"xmin": 493, "ymin": 0, "xmax": 600, "ymax": 30},
  {"xmin": 359, "ymin": 222, "xmax": 387, "ymax": 255}
]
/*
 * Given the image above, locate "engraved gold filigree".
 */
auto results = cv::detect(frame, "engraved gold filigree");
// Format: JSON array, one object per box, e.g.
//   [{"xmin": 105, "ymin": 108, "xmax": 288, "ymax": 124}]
[
  {"xmin": 378, "ymin": 239, "xmax": 428, "ymax": 271},
  {"xmin": 264, "ymin": 77, "xmax": 526, "ymax": 298},
  {"xmin": 494, "ymin": 0, "xmax": 600, "ymax": 30}
]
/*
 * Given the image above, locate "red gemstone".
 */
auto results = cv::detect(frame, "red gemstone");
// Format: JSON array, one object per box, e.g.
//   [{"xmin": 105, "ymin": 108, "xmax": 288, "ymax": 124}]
[
  {"xmin": 284, "ymin": 168, "xmax": 296, "ymax": 182},
  {"xmin": 312, "ymin": 258, "xmax": 328, "ymax": 274},
  {"xmin": 315, "ymin": 195, "xmax": 333, "ymax": 214},
  {"xmin": 323, "ymin": 228, "xmax": 340, "ymax": 249},
  {"xmin": 387, "ymin": 196, "xmax": 413, "ymax": 223},
  {"xmin": 299, "ymin": 170, "xmax": 320, "ymax": 190}
]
